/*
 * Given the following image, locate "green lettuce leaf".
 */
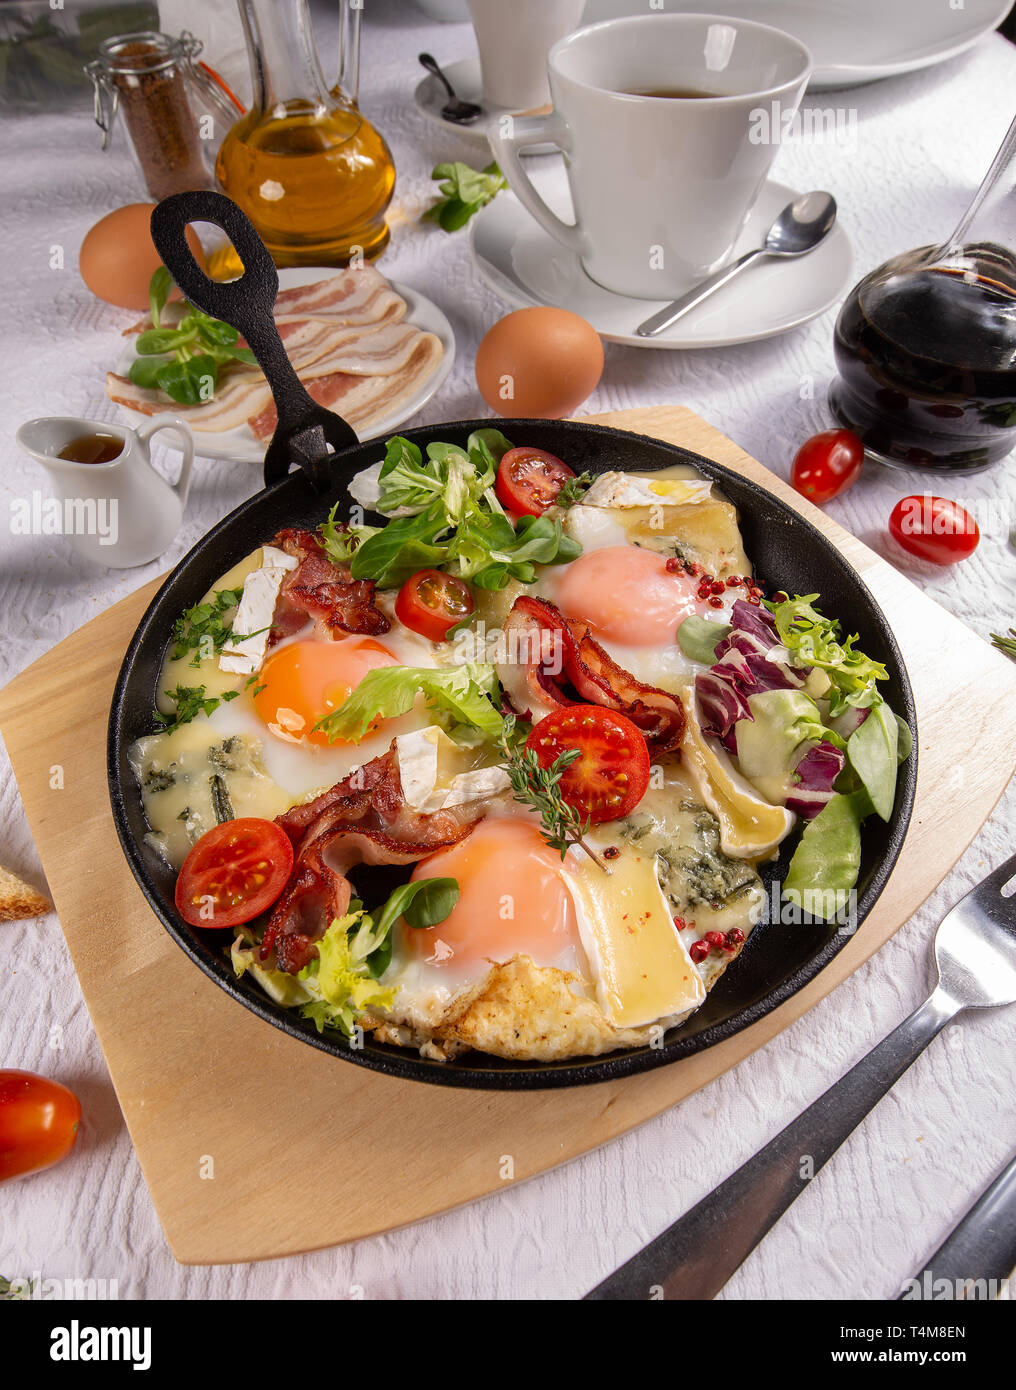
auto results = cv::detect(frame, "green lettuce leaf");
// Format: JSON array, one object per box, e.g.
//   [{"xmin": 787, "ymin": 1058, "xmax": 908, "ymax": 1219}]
[
  {"xmin": 782, "ymin": 790, "xmax": 866, "ymax": 922},
  {"xmin": 314, "ymin": 662, "xmax": 503, "ymax": 745},
  {"xmin": 765, "ymin": 593, "xmax": 889, "ymax": 716}
]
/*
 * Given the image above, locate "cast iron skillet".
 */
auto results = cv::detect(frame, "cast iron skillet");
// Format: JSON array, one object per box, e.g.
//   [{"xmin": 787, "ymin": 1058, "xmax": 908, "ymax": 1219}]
[{"xmin": 107, "ymin": 195, "xmax": 917, "ymax": 1090}]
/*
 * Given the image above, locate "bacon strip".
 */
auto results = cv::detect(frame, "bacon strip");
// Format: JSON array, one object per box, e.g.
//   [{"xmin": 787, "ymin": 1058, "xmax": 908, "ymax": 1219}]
[
  {"xmin": 270, "ymin": 528, "xmax": 390, "ymax": 643},
  {"xmin": 247, "ymin": 337, "xmax": 444, "ymax": 441},
  {"xmin": 105, "ymin": 366, "xmax": 272, "ymax": 430},
  {"xmin": 498, "ymin": 595, "xmax": 686, "ymax": 753},
  {"xmin": 272, "ymin": 266, "xmax": 407, "ymax": 326},
  {"xmin": 111, "ymin": 271, "xmax": 443, "ymax": 439},
  {"xmin": 263, "ymin": 747, "xmax": 479, "ymax": 973}
]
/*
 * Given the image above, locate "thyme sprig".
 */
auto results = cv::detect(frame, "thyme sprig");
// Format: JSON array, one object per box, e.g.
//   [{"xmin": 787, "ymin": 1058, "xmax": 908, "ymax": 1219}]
[
  {"xmin": 497, "ymin": 715, "xmax": 608, "ymax": 871},
  {"xmin": 991, "ymin": 628, "xmax": 1016, "ymax": 662}
]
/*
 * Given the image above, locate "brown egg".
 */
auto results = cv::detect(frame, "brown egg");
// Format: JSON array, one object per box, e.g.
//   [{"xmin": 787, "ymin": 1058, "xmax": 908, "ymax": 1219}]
[
  {"xmin": 475, "ymin": 307, "xmax": 604, "ymax": 418},
  {"xmin": 79, "ymin": 203, "xmax": 203, "ymax": 311}
]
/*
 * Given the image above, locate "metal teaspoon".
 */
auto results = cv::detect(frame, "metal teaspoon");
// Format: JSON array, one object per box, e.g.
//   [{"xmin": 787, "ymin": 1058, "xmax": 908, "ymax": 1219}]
[{"xmin": 635, "ymin": 190, "xmax": 838, "ymax": 338}]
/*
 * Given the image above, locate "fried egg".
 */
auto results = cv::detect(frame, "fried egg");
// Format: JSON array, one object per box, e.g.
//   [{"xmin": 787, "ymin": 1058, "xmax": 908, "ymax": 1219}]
[{"xmin": 534, "ymin": 500, "xmax": 740, "ymax": 693}]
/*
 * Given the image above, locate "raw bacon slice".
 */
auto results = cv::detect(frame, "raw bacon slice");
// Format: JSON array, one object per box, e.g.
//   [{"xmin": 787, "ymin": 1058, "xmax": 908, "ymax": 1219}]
[
  {"xmin": 248, "ymin": 337, "xmax": 445, "ymax": 441},
  {"xmin": 263, "ymin": 747, "xmax": 479, "ymax": 973},
  {"xmin": 272, "ymin": 266, "xmax": 407, "ymax": 326},
  {"xmin": 270, "ymin": 528, "xmax": 390, "ymax": 642},
  {"xmin": 498, "ymin": 596, "xmax": 686, "ymax": 753},
  {"xmin": 105, "ymin": 366, "xmax": 271, "ymax": 431}
]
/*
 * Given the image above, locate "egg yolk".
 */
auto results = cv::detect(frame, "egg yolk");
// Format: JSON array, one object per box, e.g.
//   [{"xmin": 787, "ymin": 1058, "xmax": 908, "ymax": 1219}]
[
  {"xmin": 405, "ymin": 819, "xmax": 580, "ymax": 973},
  {"xmin": 253, "ymin": 637, "xmax": 398, "ymax": 746},
  {"xmin": 553, "ymin": 545, "xmax": 699, "ymax": 646}
]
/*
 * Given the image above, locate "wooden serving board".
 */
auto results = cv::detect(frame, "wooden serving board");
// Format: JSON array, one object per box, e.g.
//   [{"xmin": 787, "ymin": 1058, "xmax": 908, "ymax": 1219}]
[{"xmin": 3, "ymin": 406, "xmax": 1015, "ymax": 1266}]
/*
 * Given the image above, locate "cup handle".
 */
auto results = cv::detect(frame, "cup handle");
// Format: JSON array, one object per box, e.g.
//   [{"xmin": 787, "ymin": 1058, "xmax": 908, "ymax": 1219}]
[
  {"xmin": 488, "ymin": 112, "xmax": 587, "ymax": 256},
  {"xmin": 136, "ymin": 414, "xmax": 194, "ymax": 508}
]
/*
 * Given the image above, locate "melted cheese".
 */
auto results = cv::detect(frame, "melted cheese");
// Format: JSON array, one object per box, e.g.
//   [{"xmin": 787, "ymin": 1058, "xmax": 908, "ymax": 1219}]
[
  {"xmin": 563, "ymin": 841, "xmax": 705, "ymax": 1029},
  {"xmin": 681, "ymin": 697, "xmax": 795, "ymax": 859},
  {"xmin": 395, "ymin": 725, "xmax": 511, "ymax": 813},
  {"xmin": 219, "ymin": 544, "xmax": 298, "ymax": 674}
]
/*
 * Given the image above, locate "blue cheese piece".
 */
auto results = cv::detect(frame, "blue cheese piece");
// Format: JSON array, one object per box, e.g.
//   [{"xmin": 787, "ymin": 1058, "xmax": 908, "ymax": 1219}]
[
  {"xmin": 219, "ymin": 545, "xmax": 298, "ymax": 675},
  {"xmin": 395, "ymin": 726, "xmax": 511, "ymax": 813}
]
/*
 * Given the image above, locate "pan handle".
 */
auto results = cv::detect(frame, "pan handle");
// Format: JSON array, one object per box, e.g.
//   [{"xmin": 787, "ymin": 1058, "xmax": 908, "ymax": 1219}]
[{"xmin": 149, "ymin": 192, "xmax": 360, "ymax": 491}]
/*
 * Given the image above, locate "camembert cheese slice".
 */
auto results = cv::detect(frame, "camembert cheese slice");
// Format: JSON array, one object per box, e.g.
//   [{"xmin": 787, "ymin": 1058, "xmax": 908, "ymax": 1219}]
[
  {"xmin": 681, "ymin": 696, "xmax": 795, "ymax": 859},
  {"xmin": 563, "ymin": 842, "xmax": 705, "ymax": 1029}
]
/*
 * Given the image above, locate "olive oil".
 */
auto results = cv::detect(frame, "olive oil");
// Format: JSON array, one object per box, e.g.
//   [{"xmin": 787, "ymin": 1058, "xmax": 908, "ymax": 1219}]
[
  {"xmin": 215, "ymin": 101, "xmax": 395, "ymax": 267},
  {"xmin": 217, "ymin": 0, "xmax": 395, "ymax": 268}
]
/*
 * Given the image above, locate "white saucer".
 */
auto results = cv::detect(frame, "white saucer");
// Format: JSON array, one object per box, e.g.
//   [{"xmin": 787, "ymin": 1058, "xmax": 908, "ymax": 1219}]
[
  {"xmin": 113, "ymin": 270, "xmax": 456, "ymax": 463},
  {"xmin": 470, "ymin": 168, "xmax": 853, "ymax": 349},
  {"xmin": 580, "ymin": 0, "xmax": 1010, "ymax": 91},
  {"xmin": 413, "ymin": 57, "xmax": 557, "ymax": 157}
]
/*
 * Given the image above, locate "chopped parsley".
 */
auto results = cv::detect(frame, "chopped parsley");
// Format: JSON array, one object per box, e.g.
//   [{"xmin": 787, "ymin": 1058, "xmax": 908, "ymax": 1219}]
[
  {"xmin": 154, "ymin": 684, "xmax": 239, "ymax": 733},
  {"xmin": 170, "ymin": 587, "xmax": 244, "ymax": 667}
]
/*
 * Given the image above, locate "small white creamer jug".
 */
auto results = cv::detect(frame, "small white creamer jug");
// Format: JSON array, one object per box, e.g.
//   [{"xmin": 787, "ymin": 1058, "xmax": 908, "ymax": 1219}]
[{"xmin": 15, "ymin": 414, "xmax": 194, "ymax": 568}]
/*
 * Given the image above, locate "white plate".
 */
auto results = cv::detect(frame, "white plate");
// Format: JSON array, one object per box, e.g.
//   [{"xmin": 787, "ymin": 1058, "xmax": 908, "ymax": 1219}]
[
  {"xmin": 414, "ymin": 57, "xmax": 558, "ymax": 156},
  {"xmin": 470, "ymin": 168, "xmax": 853, "ymax": 349},
  {"xmin": 580, "ymin": 0, "xmax": 1010, "ymax": 90},
  {"xmin": 113, "ymin": 270, "xmax": 456, "ymax": 463}
]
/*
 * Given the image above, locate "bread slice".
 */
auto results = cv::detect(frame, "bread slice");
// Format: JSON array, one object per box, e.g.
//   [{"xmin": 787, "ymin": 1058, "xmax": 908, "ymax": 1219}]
[{"xmin": 0, "ymin": 865, "xmax": 51, "ymax": 922}]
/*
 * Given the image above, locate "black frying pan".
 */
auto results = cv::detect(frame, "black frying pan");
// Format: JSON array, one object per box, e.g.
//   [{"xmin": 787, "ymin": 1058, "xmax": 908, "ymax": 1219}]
[{"xmin": 107, "ymin": 194, "xmax": 917, "ymax": 1090}]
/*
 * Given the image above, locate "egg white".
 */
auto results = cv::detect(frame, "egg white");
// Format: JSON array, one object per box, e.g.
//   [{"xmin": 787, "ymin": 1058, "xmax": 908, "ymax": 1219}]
[{"xmin": 533, "ymin": 502, "xmax": 740, "ymax": 693}]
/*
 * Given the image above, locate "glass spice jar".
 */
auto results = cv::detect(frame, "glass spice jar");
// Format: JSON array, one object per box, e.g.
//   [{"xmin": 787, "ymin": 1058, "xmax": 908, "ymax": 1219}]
[{"xmin": 86, "ymin": 30, "xmax": 239, "ymax": 201}]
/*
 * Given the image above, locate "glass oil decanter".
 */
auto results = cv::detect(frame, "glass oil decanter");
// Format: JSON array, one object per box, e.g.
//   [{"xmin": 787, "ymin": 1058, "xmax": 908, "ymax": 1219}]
[
  {"xmin": 830, "ymin": 113, "xmax": 1016, "ymax": 474},
  {"xmin": 215, "ymin": 0, "xmax": 395, "ymax": 267}
]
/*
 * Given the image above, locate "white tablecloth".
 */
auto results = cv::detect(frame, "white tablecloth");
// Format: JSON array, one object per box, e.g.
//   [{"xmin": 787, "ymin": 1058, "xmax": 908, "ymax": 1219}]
[{"xmin": 2, "ymin": 0, "xmax": 1015, "ymax": 1301}]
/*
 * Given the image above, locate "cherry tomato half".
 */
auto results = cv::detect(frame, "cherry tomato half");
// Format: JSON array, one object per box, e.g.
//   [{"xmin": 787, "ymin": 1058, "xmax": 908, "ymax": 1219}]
[
  {"xmin": 495, "ymin": 447, "xmax": 575, "ymax": 516},
  {"xmin": 395, "ymin": 569, "xmax": 475, "ymax": 641},
  {"xmin": 174, "ymin": 818, "xmax": 294, "ymax": 929},
  {"xmin": 525, "ymin": 706, "xmax": 651, "ymax": 824},
  {"xmin": 790, "ymin": 429, "xmax": 864, "ymax": 505},
  {"xmin": 888, "ymin": 494, "xmax": 980, "ymax": 565},
  {"xmin": 0, "ymin": 1070, "xmax": 81, "ymax": 1183}
]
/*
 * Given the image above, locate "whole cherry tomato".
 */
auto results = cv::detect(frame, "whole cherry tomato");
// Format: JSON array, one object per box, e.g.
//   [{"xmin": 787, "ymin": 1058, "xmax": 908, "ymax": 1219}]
[
  {"xmin": 0, "ymin": 1070, "xmax": 82, "ymax": 1182},
  {"xmin": 791, "ymin": 429, "xmax": 864, "ymax": 504},
  {"xmin": 888, "ymin": 494, "xmax": 980, "ymax": 564}
]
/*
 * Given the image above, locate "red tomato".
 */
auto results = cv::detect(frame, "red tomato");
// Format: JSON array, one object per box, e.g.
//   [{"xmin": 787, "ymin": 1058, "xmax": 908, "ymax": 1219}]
[
  {"xmin": 175, "ymin": 818, "xmax": 294, "ymax": 928},
  {"xmin": 495, "ymin": 447, "xmax": 575, "ymax": 516},
  {"xmin": 888, "ymin": 494, "xmax": 980, "ymax": 564},
  {"xmin": 394, "ymin": 569, "xmax": 474, "ymax": 641},
  {"xmin": 790, "ymin": 429, "xmax": 864, "ymax": 504},
  {"xmin": 0, "ymin": 1070, "xmax": 81, "ymax": 1183},
  {"xmin": 525, "ymin": 706, "xmax": 651, "ymax": 824}
]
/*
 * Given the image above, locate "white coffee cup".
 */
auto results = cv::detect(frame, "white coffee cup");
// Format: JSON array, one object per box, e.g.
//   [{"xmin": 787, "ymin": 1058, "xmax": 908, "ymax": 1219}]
[
  {"xmin": 489, "ymin": 13, "xmax": 812, "ymax": 300},
  {"xmin": 467, "ymin": 0, "xmax": 586, "ymax": 111},
  {"xmin": 15, "ymin": 414, "xmax": 194, "ymax": 568}
]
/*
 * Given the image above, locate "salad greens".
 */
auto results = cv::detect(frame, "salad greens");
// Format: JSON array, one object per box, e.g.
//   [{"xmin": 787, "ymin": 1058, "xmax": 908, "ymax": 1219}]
[
  {"xmin": 314, "ymin": 662, "xmax": 504, "ymax": 746},
  {"xmin": 781, "ymin": 791, "xmax": 866, "ymax": 921},
  {"xmin": 764, "ymin": 593, "xmax": 888, "ymax": 716},
  {"xmin": 127, "ymin": 267, "xmax": 258, "ymax": 406},
  {"xmin": 677, "ymin": 615, "xmax": 731, "ymax": 665},
  {"xmin": 345, "ymin": 431, "xmax": 580, "ymax": 590},
  {"xmin": 154, "ymin": 683, "xmax": 238, "ymax": 733},
  {"xmin": 843, "ymin": 699, "xmax": 899, "ymax": 822},
  {"xmin": 169, "ymin": 586, "xmax": 244, "ymax": 667},
  {"xmin": 233, "ymin": 878, "xmax": 459, "ymax": 1036},
  {"xmin": 735, "ymin": 690, "xmax": 842, "ymax": 805},
  {"xmin": 424, "ymin": 160, "xmax": 508, "ymax": 231}
]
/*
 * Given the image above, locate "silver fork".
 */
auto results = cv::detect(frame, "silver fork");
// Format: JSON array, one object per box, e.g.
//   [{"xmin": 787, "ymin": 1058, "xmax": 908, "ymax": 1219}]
[{"xmin": 585, "ymin": 851, "xmax": 1016, "ymax": 1300}]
